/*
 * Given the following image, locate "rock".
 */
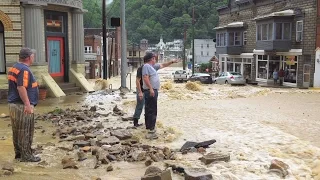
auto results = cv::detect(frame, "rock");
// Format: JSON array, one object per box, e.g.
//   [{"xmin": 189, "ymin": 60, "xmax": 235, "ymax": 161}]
[
  {"xmin": 111, "ymin": 129, "xmax": 133, "ymax": 140},
  {"xmin": 58, "ymin": 145, "xmax": 74, "ymax": 151},
  {"xmin": 189, "ymin": 147, "xmax": 197, "ymax": 153},
  {"xmin": 90, "ymin": 106, "xmax": 97, "ymax": 112},
  {"xmin": 145, "ymin": 166, "xmax": 162, "ymax": 176},
  {"xmin": 107, "ymin": 154, "xmax": 117, "ymax": 161},
  {"xmin": 73, "ymin": 141, "xmax": 90, "ymax": 147},
  {"xmin": 38, "ymin": 161, "xmax": 49, "ymax": 166},
  {"xmin": 76, "ymin": 116, "xmax": 85, "ymax": 120},
  {"xmin": 194, "ymin": 140, "xmax": 216, "ymax": 149},
  {"xmin": 96, "ymin": 122, "xmax": 104, "ymax": 129},
  {"xmin": 184, "ymin": 168, "xmax": 213, "ymax": 180},
  {"xmin": 99, "ymin": 102, "xmax": 104, "ymax": 105},
  {"xmin": 81, "ymin": 146, "xmax": 91, "ymax": 152},
  {"xmin": 61, "ymin": 157, "xmax": 78, "ymax": 169},
  {"xmin": 197, "ymin": 147, "xmax": 206, "ymax": 154},
  {"xmin": 96, "ymin": 150, "xmax": 109, "ymax": 164},
  {"xmin": 2, "ymin": 163, "xmax": 14, "ymax": 172},
  {"xmin": 131, "ymin": 150, "xmax": 147, "ymax": 161},
  {"xmin": 106, "ymin": 165, "xmax": 113, "ymax": 172},
  {"xmin": 150, "ymin": 154, "xmax": 160, "ymax": 162},
  {"xmin": 269, "ymin": 159, "xmax": 289, "ymax": 178},
  {"xmin": 145, "ymin": 159, "xmax": 153, "ymax": 167},
  {"xmin": 169, "ymin": 153, "xmax": 177, "ymax": 160},
  {"xmin": 77, "ymin": 151, "xmax": 87, "ymax": 161},
  {"xmin": 160, "ymin": 169, "xmax": 172, "ymax": 180},
  {"xmin": 200, "ymin": 153, "xmax": 230, "ymax": 165},
  {"xmin": 91, "ymin": 146, "xmax": 99, "ymax": 155},
  {"xmin": 98, "ymin": 136, "xmax": 120, "ymax": 146},
  {"xmin": 121, "ymin": 116, "xmax": 133, "ymax": 121},
  {"xmin": 0, "ymin": 170, "xmax": 13, "ymax": 176},
  {"xmin": 90, "ymin": 139, "xmax": 97, "ymax": 146},
  {"xmin": 85, "ymin": 133, "xmax": 96, "ymax": 139},
  {"xmin": 0, "ymin": 113, "xmax": 9, "ymax": 118},
  {"xmin": 101, "ymin": 144, "xmax": 112, "ymax": 150},
  {"xmin": 107, "ymin": 144, "xmax": 123, "ymax": 155},
  {"xmin": 94, "ymin": 160, "xmax": 102, "ymax": 169},
  {"xmin": 72, "ymin": 135, "xmax": 85, "ymax": 141},
  {"xmin": 113, "ymin": 105, "xmax": 124, "ymax": 116},
  {"xmin": 180, "ymin": 140, "xmax": 216, "ymax": 152},
  {"xmin": 163, "ymin": 147, "xmax": 171, "ymax": 157}
]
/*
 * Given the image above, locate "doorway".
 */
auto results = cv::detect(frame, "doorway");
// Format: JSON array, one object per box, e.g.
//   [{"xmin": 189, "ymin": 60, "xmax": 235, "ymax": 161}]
[
  {"xmin": 0, "ymin": 21, "xmax": 5, "ymax": 74},
  {"xmin": 47, "ymin": 37, "xmax": 64, "ymax": 77}
]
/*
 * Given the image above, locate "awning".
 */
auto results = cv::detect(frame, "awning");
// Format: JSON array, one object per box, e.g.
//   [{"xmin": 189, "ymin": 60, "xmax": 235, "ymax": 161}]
[
  {"xmin": 254, "ymin": 9, "xmax": 294, "ymax": 20},
  {"xmin": 214, "ymin": 22, "xmax": 244, "ymax": 30},
  {"xmin": 253, "ymin": 49, "xmax": 302, "ymax": 55}
]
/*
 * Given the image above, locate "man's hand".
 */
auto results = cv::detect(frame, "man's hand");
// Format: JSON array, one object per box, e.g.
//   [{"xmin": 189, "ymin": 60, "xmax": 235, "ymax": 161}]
[
  {"xmin": 24, "ymin": 104, "xmax": 33, "ymax": 114},
  {"xmin": 172, "ymin": 59, "xmax": 180, "ymax": 63},
  {"xmin": 138, "ymin": 92, "xmax": 143, "ymax": 100},
  {"xmin": 150, "ymin": 89, "xmax": 155, "ymax": 97}
]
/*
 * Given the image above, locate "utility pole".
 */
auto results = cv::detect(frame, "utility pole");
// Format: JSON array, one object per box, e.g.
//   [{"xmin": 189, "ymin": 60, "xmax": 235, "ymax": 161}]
[
  {"xmin": 120, "ymin": 0, "xmax": 127, "ymax": 89},
  {"xmin": 102, "ymin": 0, "xmax": 107, "ymax": 79},
  {"xmin": 183, "ymin": 24, "xmax": 187, "ymax": 70},
  {"xmin": 192, "ymin": 7, "xmax": 195, "ymax": 75},
  {"xmin": 109, "ymin": 36, "xmax": 114, "ymax": 79}
]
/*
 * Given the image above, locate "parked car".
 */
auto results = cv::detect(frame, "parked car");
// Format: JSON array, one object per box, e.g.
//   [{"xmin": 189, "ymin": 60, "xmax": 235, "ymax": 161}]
[
  {"xmin": 188, "ymin": 73, "xmax": 213, "ymax": 84},
  {"xmin": 173, "ymin": 70, "xmax": 189, "ymax": 82},
  {"xmin": 214, "ymin": 72, "xmax": 246, "ymax": 85}
]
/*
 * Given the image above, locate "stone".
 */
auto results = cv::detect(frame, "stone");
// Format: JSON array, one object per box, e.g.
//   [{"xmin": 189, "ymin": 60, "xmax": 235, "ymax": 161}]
[
  {"xmin": 90, "ymin": 106, "xmax": 97, "ymax": 112},
  {"xmin": 99, "ymin": 102, "xmax": 104, "ymax": 105},
  {"xmin": 77, "ymin": 151, "xmax": 87, "ymax": 161},
  {"xmin": 145, "ymin": 159, "xmax": 153, "ymax": 167},
  {"xmin": 0, "ymin": 113, "xmax": 9, "ymax": 118},
  {"xmin": 111, "ymin": 129, "xmax": 133, "ymax": 140},
  {"xmin": 85, "ymin": 133, "xmax": 96, "ymax": 139},
  {"xmin": 194, "ymin": 140, "xmax": 216, "ymax": 149},
  {"xmin": 107, "ymin": 154, "xmax": 117, "ymax": 161},
  {"xmin": 1, "ymin": 170, "xmax": 13, "ymax": 176},
  {"xmin": 184, "ymin": 168, "xmax": 213, "ymax": 180},
  {"xmin": 180, "ymin": 142, "xmax": 198, "ymax": 152},
  {"xmin": 145, "ymin": 166, "xmax": 162, "ymax": 176},
  {"xmin": 269, "ymin": 159, "xmax": 289, "ymax": 178},
  {"xmin": 101, "ymin": 145, "xmax": 112, "ymax": 150},
  {"xmin": 197, "ymin": 147, "xmax": 206, "ymax": 154},
  {"xmin": 96, "ymin": 122, "xmax": 104, "ymax": 129},
  {"xmin": 61, "ymin": 157, "xmax": 78, "ymax": 169},
  {"xmin": 106, "ymin": 165, "xmax": 113, "ymax": 172},
  {"xmin": 72, "ymin": 135, "xmax": 85, "ymax": 141},
  {"xmin": 98, "ymin": 136, "xmax": 120, "ymax": 146},
  {"xmin": 132, "ymin": 150, "xmax": 147, "ymax": 161},
  {"xmin": 2, "ymin": 163, "xmax": 14, "ymax": 172},
  {"xmin": 163, "ymin": 147, "xmax": 171, "ymax": 157},
  {"xmin": 73, "ymin": 141, "xmax": 90, "ymax": 147},
  {"xmin": 76, "ymin": 116, "xmax": 85, "ymax": 120},
  {"xmin": 90, "ymin": 139, "xmax": 97, "ymax": 146},
  {"xmin": 113, "ymin": 105, "xmax": 124, "ymax": 116},
  {"xmin": 38, "ymin": 161, "xmax": 49, "ymax": 166},
  {"xmin": 160, "ymin": 169, "xmax": 172, "ymax": 180},
  {"xmin": 91, "ymin": 147, "xmax": 99, "ymax": 155},
  {"xmin": 96, "ymin": 150, "xmax": 109, "ymax": 164},
  {"xmin": 121, "ymin": 116, "xmax": 133, "ymax": 121},
  {"xmin": 180, "ymin": 140, "xmax": 216, "ymax": 152},
  {"xmin": 200, "ymin": 153, "xmax": 230, "ymax": 165},
  {"xmin": 150, "ymin": 154, "xmax": 160, "ymax": 162}
]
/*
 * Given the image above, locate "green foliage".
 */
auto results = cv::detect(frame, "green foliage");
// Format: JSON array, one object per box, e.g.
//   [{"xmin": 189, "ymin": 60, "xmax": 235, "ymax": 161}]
[{"xmin": 83, "ymin": 0, "xmax": 228, "ymax": 44}]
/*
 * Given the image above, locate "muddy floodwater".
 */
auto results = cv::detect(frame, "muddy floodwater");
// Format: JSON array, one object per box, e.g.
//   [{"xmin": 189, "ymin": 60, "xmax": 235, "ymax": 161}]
[{"xmin": 0, "ymin": 67, "xmax": 320, "ymax": 180}]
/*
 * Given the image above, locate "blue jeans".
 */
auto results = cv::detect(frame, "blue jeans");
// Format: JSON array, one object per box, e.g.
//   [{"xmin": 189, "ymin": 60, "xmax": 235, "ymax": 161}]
[
  {"xmin": 133, "ymin": 90, "xmax": 145, "ymax": 120},
  {"xmin": 144, "ymin": 89, "xmax": 158, "ymax": 130}
]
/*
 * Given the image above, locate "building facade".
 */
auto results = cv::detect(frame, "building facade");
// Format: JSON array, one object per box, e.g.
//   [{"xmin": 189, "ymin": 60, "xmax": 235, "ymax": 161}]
[
  {"xmin": 0, "ymin": 0, "xmax": 90, "ymax": 97},
  {"xmin": 216, "ymin": 0, "xmax": 317, "ymax": 87},
  {"xmin": 193, "ymin": 39, "xmax": 216, "ymax": 64},
  {"xmin": 84, "ymin": 35, "xmax": 102, "ymax": 79}
]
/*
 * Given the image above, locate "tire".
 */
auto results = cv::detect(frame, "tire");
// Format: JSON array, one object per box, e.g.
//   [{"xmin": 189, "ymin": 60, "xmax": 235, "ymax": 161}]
[
  {"xmin": 214, "ymin": 80, "xmax": 217, "ymax": 84},
  {"xmin": 225, "ymin": 80, "xmax": 229, "ymax": 84}
]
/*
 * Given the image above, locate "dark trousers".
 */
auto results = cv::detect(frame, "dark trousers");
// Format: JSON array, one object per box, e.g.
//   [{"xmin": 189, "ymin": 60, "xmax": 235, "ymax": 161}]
[
  {"xmin": 9, "ymin": 103, "xmax": 35, "ymax": 160},
  {"xmin": 133, "ymin": 89, "xmax": 145, "ymax": 120},
  {"xmin": 144, "ymin": 89, "xmax": 158, "ymax": 130}
]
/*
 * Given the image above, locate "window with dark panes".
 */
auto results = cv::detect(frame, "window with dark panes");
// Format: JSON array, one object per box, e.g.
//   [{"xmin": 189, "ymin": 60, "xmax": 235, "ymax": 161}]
[{"xmin": 46, "ymin": 14, "xmax": 64, "ymax": 33}]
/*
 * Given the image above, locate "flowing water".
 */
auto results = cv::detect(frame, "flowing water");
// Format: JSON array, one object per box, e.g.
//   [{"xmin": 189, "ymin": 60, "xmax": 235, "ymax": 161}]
[{"xmin": 0, "ymin": 67, "xmax": 320, "ymax": 180}]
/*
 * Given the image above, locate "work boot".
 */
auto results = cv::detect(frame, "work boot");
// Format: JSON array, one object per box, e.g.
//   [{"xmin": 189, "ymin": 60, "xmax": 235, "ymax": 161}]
[{"xmin": 21, "ymin": 156, "xmax": 41, "ymax": 162}]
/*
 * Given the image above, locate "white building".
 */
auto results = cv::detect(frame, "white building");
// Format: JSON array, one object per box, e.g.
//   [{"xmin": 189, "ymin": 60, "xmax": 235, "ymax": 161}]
[{"xmin": 193, "ymin": 39, "xmax": 216, "ymax": 64}]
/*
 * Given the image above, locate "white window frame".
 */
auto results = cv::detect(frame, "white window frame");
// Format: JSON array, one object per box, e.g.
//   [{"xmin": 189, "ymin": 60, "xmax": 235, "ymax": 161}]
[
  {"xmin": 243, "ymin": 31, "xmax": 247, "ymax": 45},
  {"xmin": 257, "ymin": 23, "xmax": 273, "ymax": 41},
  {"xmin": 84, "ymin": 46, "xmax": 92, "ymax": 53},
  {"xmin": 296, "ymin": 20, "xmax": 303, "ymax": 42},
  {"xmin": 201, "ymin": 44, "xmax": 203, "ymax": 48},
  {"xmin": 201, "ymin": 51, "xmax": 203, "ymax": 56},
  {"xmin": 275, "ymin": 22, "xmax": 292, "ymax": 40},
  {"xmin": 216, "ymin": 33, "xmax": 226, "ymax": 47}
]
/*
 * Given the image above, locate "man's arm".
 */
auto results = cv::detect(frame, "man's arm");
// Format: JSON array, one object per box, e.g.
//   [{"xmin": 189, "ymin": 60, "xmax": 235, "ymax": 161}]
[
  {"xmin": 159, "ymin": 59, "xmax": 179, "ymax": 69},
  {"xmin": 16, "ymin": 70, "xmax": 30, "ymax": 106},
  {"xmin": 17, "ymin": 86, "xmax": 30, "ymax": 106},
  {"xmin": 143, "ymin": 75, "xmax": 153, "ymax": 90},
  {"xmin": 136, "ymin": 77, "xmax": 142, "ymax": 93}
]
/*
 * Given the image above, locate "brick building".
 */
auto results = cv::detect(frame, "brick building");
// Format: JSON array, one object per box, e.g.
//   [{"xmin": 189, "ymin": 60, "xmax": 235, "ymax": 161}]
[
  {"xmin": 216, "ymin": 0, "xmax": 317, "ymax": 87},
  {"xmin": 0, "ymin": 0, "xmax": 93, "ymax": 98},
  {"xmin": 84, "ymin": 35, "xmax": 102, "ymax": 79}
]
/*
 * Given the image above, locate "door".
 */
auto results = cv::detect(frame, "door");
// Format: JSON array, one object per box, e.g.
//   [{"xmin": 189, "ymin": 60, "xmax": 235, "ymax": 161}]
[
  {"xmin": 234, "ymin": 63, "xmax": 241, "ymax": 73},
  {"xmin": 47, "ymin": 37, "xmax": 64, "ymax": 77},
  {"xmin": 303, "ymin": 64, "xmax": 311, "ymax": 87}
]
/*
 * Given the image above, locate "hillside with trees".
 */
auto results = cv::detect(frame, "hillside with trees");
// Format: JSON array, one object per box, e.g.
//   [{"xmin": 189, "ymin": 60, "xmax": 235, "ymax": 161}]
[{"xmin": 83, "ymin": 0, "xmax": 227, "ymax": 44}]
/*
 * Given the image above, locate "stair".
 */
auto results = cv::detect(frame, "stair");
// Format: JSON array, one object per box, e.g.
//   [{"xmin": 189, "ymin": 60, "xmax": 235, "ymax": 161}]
[{"xmin": 58, "ymin": 83, "xmax": 82, "ymax": 94}]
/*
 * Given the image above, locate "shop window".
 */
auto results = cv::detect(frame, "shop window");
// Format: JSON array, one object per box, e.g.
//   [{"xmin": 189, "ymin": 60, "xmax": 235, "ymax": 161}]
[
  {"xmin": 129, "ymin": 51, "xmax": 132, "ymax": 56},
  {"xmin": 257, "ymin": 23, "xmax": 273, "ymax": 41},
  {"xmin": 0, "ymin": 21, "xmax": 5, "ymax": 74},
  {"xmin": 216, "ymin": 33, "xmax": 226, "ymax": 47},
  {"xmin": 275, "ymin": 23, "xmax": 291, "ymax": 40},
  {"xmin": 283, "ymin": 56, "xmax": 297, "ymax": 83},
  {"xmin": 257, "ymin": 61, "xmax": 268, "ymax": 79},
  {"xmin": 243, "ymin": 31, "xmax": 247, "ymax": 45},
  {"xmin": 133, "ymin": 51, "xmax": 136, "ymax": 56},
  {"xmin": 46, "ymin": 14, "xmax": 64, "ymax": 33},
  {"xmin": 296, "ymin": 21, "xmax": 303, "ymax": 42}
]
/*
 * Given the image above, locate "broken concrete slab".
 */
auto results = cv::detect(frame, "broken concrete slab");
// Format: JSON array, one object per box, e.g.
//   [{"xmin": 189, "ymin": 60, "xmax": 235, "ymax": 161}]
[{"xmin": 184, "ymin": 168, "xmax": 213, "ymax": 180}]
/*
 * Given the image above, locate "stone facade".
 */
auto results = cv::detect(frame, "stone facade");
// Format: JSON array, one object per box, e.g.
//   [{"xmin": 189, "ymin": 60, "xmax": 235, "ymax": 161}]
[{"xmin": 217, "ymin": 0, "xmax": 317, "ymax": 87}]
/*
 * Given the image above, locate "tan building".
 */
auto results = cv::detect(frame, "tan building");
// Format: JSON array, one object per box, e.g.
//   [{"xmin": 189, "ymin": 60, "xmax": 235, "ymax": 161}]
[{"xmin": 0, "ymin": 0, "xmax": 93, "ymax": 98}]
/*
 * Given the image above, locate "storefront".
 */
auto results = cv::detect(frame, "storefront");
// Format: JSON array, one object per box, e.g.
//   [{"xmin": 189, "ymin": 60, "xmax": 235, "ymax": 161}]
[
  {"xmin": 219, "ymin": 53, "xmax": 253, "ymax": 80},
  {"xmin": 254, "ymin": 49, "xmax": 302, "ymax": 86}
]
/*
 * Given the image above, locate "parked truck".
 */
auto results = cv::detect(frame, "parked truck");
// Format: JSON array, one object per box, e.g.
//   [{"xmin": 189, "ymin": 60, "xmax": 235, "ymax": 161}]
[{"xmin": 173, "ymin": 70, "xmax": 189, "ymax": 83}]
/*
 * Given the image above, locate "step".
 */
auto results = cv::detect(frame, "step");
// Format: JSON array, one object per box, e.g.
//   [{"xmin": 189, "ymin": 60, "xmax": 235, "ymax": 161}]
[
  {"xmin": 58, "ymin": 83, "xmax": 77, "ymax": 89},
  {"xmin": 62, "ymin": 87, "xmax": 82, "ymax": 94}
]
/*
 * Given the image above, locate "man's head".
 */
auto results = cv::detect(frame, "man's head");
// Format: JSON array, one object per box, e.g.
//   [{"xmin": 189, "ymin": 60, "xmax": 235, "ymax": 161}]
[
  {"xmin": 143, "ymin": 52, "xmax": 156, "ymax": 65},
  {"xmin": 19, "ymin": 48, "xmax": 36, "ymax": 65}
]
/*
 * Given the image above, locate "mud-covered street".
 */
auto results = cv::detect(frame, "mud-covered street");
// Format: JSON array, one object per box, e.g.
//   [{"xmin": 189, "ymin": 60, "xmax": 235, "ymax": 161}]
[{"xmin": 0, "ymin": 67, "xmax": 320, "ymax": 180}]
